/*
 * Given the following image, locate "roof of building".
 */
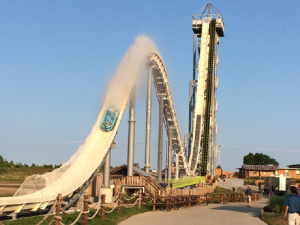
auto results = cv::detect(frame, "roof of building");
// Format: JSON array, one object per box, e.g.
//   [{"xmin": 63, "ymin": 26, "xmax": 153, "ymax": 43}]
[
  {"xmin": 279, "ymin": 167, "xmax": 300, "ymax": 170},
  {"xmin": 242, "ymin": 165, "xmax": 278, "ymax": 171},
  {"xmin": 110, "ymin": 164, "xmax": 157, "ymax": 180},
  {"xmin": 287, "ymin": 164, "xmax": 300, "ymax": 168}
]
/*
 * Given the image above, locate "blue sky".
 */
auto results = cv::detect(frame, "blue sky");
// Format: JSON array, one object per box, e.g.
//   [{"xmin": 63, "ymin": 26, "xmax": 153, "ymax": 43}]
[{"xmin": 0, "ymin": 1, "xmax": 299, "ymax": 172}]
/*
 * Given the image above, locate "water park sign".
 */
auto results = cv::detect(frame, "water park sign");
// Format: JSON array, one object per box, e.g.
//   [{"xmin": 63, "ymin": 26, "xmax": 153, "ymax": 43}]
[{"xmin": 242, "ymin": 165, "xmax": 278, "ymax": 171}]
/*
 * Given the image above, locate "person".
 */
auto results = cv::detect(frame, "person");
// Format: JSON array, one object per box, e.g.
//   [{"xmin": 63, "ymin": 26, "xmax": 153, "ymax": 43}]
[
  {"xmin": 170, "ymin": 181, "xmax": 173, "ymax": 188},
  {"xmin": 245, "ymin": 186, "xmax": 252, "ymax": 207},
  {"xmin": 284, "ymin": 186, "xmax": 300, "ymax": 224},
  {"xmin": 223, "ymin": 179, "xmax": 225, "ymax": 186},
  {"xmin": 269, "ymin": 186, "xmax": 276, "ymax": 198}
]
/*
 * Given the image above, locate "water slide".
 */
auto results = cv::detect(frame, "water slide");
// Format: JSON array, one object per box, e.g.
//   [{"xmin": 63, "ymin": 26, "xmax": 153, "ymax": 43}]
[
  {"xmin": 189, "ymin": 16, "xmax": 222, "ymax": 175},
  {"xmin": 0, "ymin": 13, "xmax": 224, "ymax": 213},
  {"xmin": 188, "ymin": 19, "xmax": 211, "ymax": 173},
  {"xmin": 0, "ymin": 10, "xmax": 226, "ymax": 210},
  {"xmin": 0, "ymin": 37, "xmax": 191, "ymax": 214}
]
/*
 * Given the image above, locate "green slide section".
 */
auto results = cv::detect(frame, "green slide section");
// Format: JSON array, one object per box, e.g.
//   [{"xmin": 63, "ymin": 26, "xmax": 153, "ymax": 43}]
[{"xmin": 164, "ymin": 176, "xmax": 205, "ymax": 189}]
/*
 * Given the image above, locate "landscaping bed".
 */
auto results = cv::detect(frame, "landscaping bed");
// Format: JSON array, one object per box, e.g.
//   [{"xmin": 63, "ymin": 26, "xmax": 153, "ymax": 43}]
[{"xmin": 260, "ymin": 195, "xmax": 287, "ymax": 225}]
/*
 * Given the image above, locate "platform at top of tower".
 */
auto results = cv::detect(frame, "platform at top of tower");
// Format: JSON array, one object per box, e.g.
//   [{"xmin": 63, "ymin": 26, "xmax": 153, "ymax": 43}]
[
  {"xmin": 192, "ymin": 3, "xmax": 225, "ymax": 37},
  {"xmin": 192, "ymin": 18, "xmax": 224, "ymax": 37}
]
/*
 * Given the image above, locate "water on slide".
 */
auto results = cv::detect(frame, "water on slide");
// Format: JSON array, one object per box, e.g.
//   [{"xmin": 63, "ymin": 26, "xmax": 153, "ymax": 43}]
[{"xmin": 0, "ymin": 36, "xmax": 159, "ymax": 206}]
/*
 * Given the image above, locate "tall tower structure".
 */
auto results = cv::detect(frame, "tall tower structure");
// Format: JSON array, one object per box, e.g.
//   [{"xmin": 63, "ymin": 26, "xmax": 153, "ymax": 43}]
[{"xmin": 187, "ymin": 3, "xmax": 224, "ymax": 176}]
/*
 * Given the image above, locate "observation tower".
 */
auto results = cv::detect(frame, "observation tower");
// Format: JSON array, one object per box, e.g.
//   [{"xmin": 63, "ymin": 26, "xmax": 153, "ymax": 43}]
[{"xmin": 187, "ymin": 3, "xmax": 224, "ymax": 176}]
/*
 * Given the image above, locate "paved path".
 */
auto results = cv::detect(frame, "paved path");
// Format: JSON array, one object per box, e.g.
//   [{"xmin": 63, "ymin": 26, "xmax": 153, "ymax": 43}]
[
  {"xmin": 221, "ymin": 178, "xmax": 260, "ymax": 192},
  {"xmin": 120, "ymin": 179, "xmax": 268, "ymax": 225}
]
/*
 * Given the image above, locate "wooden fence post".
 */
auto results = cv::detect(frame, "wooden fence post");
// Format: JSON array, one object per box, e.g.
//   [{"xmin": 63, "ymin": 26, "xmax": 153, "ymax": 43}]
[
  {"xmin": 138, "ymin": 189, "xmax": 141, "ymax": 209},
  {"xmin": 54, "ymin": 193, "xmax": 62, "ymax": 225},
  {"xmin": 100, "ymin": 194, "xmax": 106, "ymax": 220},
  {"xmin": 118, "ymin": 192, "xmax": 121, "ymax": 212},
  {"xmin": 82, "ymin": 194, "xmax": 89, "ymax": 225},
  {"xmin": 153, "ymin": 197, "xmax": 156, "ymax": 211}
]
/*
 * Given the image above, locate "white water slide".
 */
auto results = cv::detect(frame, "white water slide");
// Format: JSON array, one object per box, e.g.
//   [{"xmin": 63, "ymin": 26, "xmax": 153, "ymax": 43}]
[
  {"xmin": 0, "ymin": 37, "xmax": 191, "ymax": 214},
  {"xmin": 0, "ymin": 10, "xmax": 224, "ymax": 212}
]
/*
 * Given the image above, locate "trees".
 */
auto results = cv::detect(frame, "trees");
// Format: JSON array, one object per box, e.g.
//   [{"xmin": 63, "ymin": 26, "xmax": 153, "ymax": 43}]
[
  {"xmin": 243, "ymin": 153, "xmax": 279, "ymax": 166},
  {"xmin": 216, "ymin": 164, "xmax": 222, "ymax": 170}
]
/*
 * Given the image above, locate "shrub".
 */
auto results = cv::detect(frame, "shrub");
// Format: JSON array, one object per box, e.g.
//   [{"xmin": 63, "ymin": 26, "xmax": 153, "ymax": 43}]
[{"xmin": 270, "ymin": 196, "xmax": 286, "ymax": 213}]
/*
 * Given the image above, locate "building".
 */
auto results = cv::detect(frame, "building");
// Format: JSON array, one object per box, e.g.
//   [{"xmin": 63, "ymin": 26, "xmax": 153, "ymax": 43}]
[
  {"xmin": 229, "ymin": 171, "xmax": 239, "ymax": 179},
  {"xmin": 87, "ymin": 164, "xmax": 157, "ymax": 197},
  {"xmin": 238, "ymin": 165, "xmax": 300, "ymax": 179},
  {"xmin": 238, "ymin": 165, "xmax": 278, "ymax": 179},
  {"xmin": 215, "ymin": 168, "xmax": 222, "ymax": 177}
]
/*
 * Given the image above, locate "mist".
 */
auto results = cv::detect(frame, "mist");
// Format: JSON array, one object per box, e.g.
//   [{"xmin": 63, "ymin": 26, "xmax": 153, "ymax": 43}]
[{"xmin": 103, "ymin": 36, "xmax": 158, "ymax": 110}]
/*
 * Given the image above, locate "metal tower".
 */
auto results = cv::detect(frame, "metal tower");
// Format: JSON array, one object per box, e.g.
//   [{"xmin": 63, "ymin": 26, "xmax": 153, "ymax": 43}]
[{"xmin": 187, "ymin": 3, "xmax": 224, "ymax": 176}]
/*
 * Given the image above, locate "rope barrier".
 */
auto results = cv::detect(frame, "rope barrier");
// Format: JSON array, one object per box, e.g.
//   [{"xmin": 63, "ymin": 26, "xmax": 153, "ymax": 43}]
[
  {"xmin": 35, "ymin": 200, "xmax": 57, "ymax": 225},
  {"xmin": 59, "ymin": 207, "xmax": 83, "ymax": 225},
  {"xmin": 141, "ymin": 194, "xmax": 150, "ymax": 199},
  {"xmin": 121, "ymin": 195, "xmax": 137, "ymax": 201},
  {"xmin": 60, "ymin": 198, "xmax": 84, "ymax": 215},
  {"xmin": 142, "ymin": 198, "xmax": 154, "ymax": 204},
  {"xmin": 88, "ymin": 191, "xmax": 121, "ymax": 218},
  {"xmin": 48, "ymin": 217, "xmax": 54, "ymax": 225},
  {"xmin": 121, "ymin": 198, "xmax": 139, "ymax": 208},
  {"xmin": 87, "ymin": 199, "xmax": 101, "ymax": 220},
  {"xmin": 104, "ymin": 200, "xmax": 119, "ymax": 214}
]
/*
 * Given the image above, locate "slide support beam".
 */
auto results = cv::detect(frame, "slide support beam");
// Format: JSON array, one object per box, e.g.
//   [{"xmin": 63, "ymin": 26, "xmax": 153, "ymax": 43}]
[
  {"xmin": 157, "ymin": 93, "xmax": 166, "ymax": 182},
  {"xmin": 144, "ymin": 67, "xmax": 153, "ymax": 174},
  {"xmin": 127, "ymin": 86, "xmax": 136, "ymax": 176}
]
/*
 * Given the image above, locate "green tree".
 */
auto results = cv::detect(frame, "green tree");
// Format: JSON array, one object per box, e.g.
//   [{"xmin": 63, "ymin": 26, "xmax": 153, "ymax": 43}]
[
  {"xmin": 243, "ymin": 153, "xmax": 279, "ymax": 166},
  {"xmin": 0, "ymin": 155, "xmax": 3, "ymax": 164},
  {"xmin": 216, "ymin": 164, "xmax": 222, "ymax": 170}
]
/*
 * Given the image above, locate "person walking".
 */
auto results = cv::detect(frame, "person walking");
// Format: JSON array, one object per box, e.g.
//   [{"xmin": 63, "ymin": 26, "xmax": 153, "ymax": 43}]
[
  {"xmin": 269, "ymin": 186, "xmax": 276, "ymax": 198},
  {"xmin": 284, "ymin": 186, "xmax": 300, "ymax": 224},
  {"xmin": 223, "ymin": 179, "xmax": 225, "ymax": 186},
  {"xmin": 245, "ymin": 186, "xmax": 252, "ymax": 207}
]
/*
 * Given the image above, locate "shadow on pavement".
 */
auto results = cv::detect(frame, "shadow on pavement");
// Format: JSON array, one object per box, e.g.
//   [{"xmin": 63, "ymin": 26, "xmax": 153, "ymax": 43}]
[{"xmin": 210, "ymin": 205, "xmax": 261, "ymax": 217}]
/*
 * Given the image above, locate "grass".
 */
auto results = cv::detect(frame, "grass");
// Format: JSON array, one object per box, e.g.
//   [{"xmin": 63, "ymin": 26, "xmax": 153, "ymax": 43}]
[
  {"xmin": 261, "ymin": 213, "xmax": 285, "ymax": 225},
  {"xmin": 2, "ymin": 205, "xmax": 152, "ymax": 225},
  {"xmin": 206, "ymin": 186, "xmax": 238, "ymax": 196},
  {"xmin": 0, "ymin": 167, "xmax": 53, "ymax": 181}
]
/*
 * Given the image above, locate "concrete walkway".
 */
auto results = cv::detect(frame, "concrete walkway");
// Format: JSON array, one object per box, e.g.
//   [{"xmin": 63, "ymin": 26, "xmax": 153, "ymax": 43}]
[
  {"xmin": 119, "ymin": 179, "xmax": 269, "ymax": 225},
  {"xmin": 220, "ymin": 178, "xmax": 260, "ymax": 192}
]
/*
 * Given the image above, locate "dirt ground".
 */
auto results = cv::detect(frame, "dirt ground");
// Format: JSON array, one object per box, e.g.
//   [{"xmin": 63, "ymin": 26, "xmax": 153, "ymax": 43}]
[{"xmin": 0, "ymin": 181, "xmax": 22, "ymax": 197}]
